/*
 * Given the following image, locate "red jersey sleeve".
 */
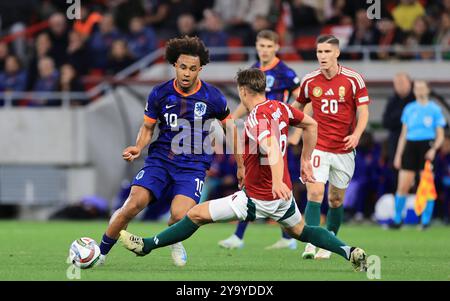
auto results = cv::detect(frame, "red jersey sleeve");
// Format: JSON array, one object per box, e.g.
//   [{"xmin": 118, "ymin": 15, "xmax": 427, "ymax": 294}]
[
  {"xmin": 296, "ymin": 76, "xmax": 311, "ymax": 104},
  {"xmin": 354, "ymin": 75, "xmax": 370, "ymax": 106},
  {"xmin": 280, "ymin": 103, "xmax": 305, "ymax": 126}
]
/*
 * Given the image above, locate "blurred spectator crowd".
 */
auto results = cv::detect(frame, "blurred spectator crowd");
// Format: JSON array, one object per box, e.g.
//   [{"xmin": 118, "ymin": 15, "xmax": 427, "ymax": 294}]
[{"xmin": 1, "ymin": 0, "xmax": 450, "ymax": 101}]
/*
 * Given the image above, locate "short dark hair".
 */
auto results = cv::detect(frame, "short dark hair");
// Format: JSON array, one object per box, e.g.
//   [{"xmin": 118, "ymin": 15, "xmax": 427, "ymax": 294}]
[
  {"xmin": 236, "ymin": 68, "xmax": 266, "ymax": 94},
  {"xmin": 165, "ymin": 36, "xmax": 210, "ymax": 66},
  {"xmin": 256, "ymin": 30, "xmax": 279, "ymax": 44},
  {"xmin": 316, "ymin": 34, "xmax": 340, "ymax": 47}
]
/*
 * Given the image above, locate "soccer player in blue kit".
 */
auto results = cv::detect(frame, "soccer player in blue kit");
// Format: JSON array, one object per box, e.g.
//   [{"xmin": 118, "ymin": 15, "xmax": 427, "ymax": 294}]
[
  {"xmin": 97, "ymin": 36, "xmax": 244, "ymax": 267},
  {"xmin": 231, "ymin": 30, "xmax": 301, "ymax": 117},
  {"xmin": 218, "ymin": 30, "xmax": 303, "ymax": 250}
]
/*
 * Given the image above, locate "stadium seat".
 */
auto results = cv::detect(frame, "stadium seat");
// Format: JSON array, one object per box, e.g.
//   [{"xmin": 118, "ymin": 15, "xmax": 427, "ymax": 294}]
[
  {"xmin": 294, "ymin": 36, "xmax": 317, "ymax": 60},
  {"xmin": 84, "ymin": 69, "xmax": 105, "ymax": 91},
  {"xmin": 320, "ymin": 25, "xmax": 353, "ymax": 46},
  {"xmin": 227, "ymin": 37, "xmax": 246, "ymax": 61},
  {"xmin": 278, "ymin": 52, "xmax": 301, "ymax": 62},
  {"xmin": 156, "ymin": 39, "xmax": 167, "ymax": 63},
  {"xmin": 278, "ymin": 41, "xmax": 301, "ymax": 61},
  {"xmin": 294, "ymin": 36, "xmax": 316, "ymax": 51}
]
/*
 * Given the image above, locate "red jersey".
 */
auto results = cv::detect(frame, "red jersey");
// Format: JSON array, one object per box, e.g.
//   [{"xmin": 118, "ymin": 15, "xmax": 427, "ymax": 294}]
[
  {"xmin": 244, "ymin": 100, "xmax": 305, "ymax": 200},
  {"xmin": 296, "ymin": 65, "xmax": 370, "ymax": 154}
]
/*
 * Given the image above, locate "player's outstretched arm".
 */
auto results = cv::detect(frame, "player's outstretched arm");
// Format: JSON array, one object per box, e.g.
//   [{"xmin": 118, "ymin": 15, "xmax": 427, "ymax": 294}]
[
  {"xmin": 260, "ymin": 136, "xmax": 291, "ymax": 201},
  {"xmin": 297, "ymin": 114, "xmax": 317, "ymax": 183},
  {"xmin": 344, "ymin": 104, "xmax": 369, "ymax": 150},
  {"xmin": 288, "ymin": 103, "xmax": 313, "ymax": 145},
  {"xmin": 122, "ymin": 120, "xmax": 156, "ymax": 162},
  {"xmin": 290, "ymin": 100, "xmax": 303, "ymax": 110},
  {"xmin": 221, "ymin": 118, "xmax": 245, "ymax": 188},
  {"xmin": 231, "ymin": 103, "xmax": 248, "ymax": 119}
]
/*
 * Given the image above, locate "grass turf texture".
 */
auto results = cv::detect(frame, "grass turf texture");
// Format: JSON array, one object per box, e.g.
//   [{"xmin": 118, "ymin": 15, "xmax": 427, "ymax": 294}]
[{"xmin": 0, "ymin": 221, "xmax": 449, "ymax": 281}]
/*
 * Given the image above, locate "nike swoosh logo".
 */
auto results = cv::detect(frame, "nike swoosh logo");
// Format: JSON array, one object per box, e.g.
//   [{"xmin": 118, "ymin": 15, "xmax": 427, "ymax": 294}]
[{"xmin": 166, "ymin": 104, "xmax": 176, "ymax": 109}]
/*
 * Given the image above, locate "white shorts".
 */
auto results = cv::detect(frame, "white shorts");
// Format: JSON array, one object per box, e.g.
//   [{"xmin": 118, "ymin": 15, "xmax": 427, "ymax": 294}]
[
  {"xmin": 311, "ymin": 149, "xmax": 355, "ymax": 189},
  {"xmin": 208, "ymin": 190, "xmax": 302, "ymax": 228}
]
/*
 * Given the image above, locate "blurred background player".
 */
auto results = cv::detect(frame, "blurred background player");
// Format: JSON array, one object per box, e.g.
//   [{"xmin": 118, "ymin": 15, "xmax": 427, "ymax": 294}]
[
  {"xmin": 391, "ymin": 80, "xmax": 446, "ymax": 230},
  {"xmin": 231, "ymin": 30, "xmax": 301, "ymax": 116},
  {"xmin": 292, "ymin": 34, "xmax": 370, "ymax": 260},
  {"xmin": 97, "ymin": 36, "xmax": 243, "ymax": 267},
  {"xmin": 119, "ymin": 68, "xmax": 368, "ymax": 272},
  {"xmin": 382, "ymin": 73, "xmax": 415, "ymax": 171},
  {"xmin": 218, "ymin": 29, "xmax": 303, "ymax": 251},
  {"xmin": 381, "ymin": 73, "xmax": 415, "ymax": 193}
]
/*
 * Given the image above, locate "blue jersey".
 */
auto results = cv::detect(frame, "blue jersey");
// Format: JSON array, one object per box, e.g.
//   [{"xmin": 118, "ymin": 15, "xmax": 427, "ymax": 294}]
[
  {"xmin": 144, "ymin": 79, "xmax": 230, "ymax": 169},
  {"xmin": 252, "ymin": 57, "xmax": 300, "ymax": 102},
  {"xmin": 0, "ymin": 71, "xmax": 27, "ymax": 91},
  {"xmin": 88, "ymin": 30, "xmax": 123, "ymax": 69},
  {"xmin": 127, "ymin": 27, "xmax": 157, "ymax": 60},
  {"xmin": 401, "ymin": 100, "xmax": 447, "ymax": 141}
]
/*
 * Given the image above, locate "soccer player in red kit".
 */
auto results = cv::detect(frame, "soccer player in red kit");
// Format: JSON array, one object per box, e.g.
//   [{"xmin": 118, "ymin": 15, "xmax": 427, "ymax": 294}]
[
  {"xmin": 119, "ymin": 68, "xmax": 368, "ymax": 272},
  {"xmin": 291, "ymin": 35, "xmax": 370, "ymax": 260},
  {"xmin": 219, "ymin": 30, "xmax": 303, "ymax": 250}
]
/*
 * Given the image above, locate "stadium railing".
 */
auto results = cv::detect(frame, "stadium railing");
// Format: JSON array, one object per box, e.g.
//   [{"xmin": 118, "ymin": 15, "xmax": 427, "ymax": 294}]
[
  {"xmin": 106, "ymin": 44, "xmax": 450, "ymax": 76},
  {"xmin": 1, "ymin": 44, "xmax": 450, "ymax": 107}
]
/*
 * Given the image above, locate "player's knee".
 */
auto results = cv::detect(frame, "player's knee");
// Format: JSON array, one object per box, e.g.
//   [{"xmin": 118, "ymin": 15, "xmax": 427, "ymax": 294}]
[
  {"xmin": 307, "ymin": 190, "xmax": 324, "ymax": 202},
  {"xmin": 170, "ymin": 211, "xmax": 186, "ymax": 223},
  {"xmin": 123, "ymin": 199, "xmax": 147, "ymax": 217},
  {"xmin": 397, "ymin": 182, "xmax": 412, "ymax": 195},
  {"xmin": 126, "ymin": 190, "xmax": 149, "ymax": 213},
  {"xmin": 328, "ymin": 196, "xmax": 343, "ymax": 208},
  {"xmin": 397, "ymin": 183, "xmax": 409, "ymax": 195},
  {"xmin": 187, "ymin": 206, "xmax": 206, "ymax": 225}
]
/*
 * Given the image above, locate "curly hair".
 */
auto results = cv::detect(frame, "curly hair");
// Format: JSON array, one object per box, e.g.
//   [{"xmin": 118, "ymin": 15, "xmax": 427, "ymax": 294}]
[{"xmin": 165, "ymin": 36, "xmax": 210, "ymax": 66}]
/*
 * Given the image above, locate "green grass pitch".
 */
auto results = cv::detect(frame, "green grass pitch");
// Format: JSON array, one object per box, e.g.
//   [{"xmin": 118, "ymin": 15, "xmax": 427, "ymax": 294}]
[{"xmin": 0, "ymin": 221, "xmax": 449, "ymax": 281}]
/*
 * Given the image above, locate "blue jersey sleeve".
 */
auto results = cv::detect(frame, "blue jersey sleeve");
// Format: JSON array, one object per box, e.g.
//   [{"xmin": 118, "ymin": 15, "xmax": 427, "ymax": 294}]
[
  {"xmin": 211, "ymin": 88, "xmax": 230, "ymax": 121},
  {"xmin": 285, "ymin": 68, "xmax": 301, "ymax": 91},
  {"xmin": 144, "ymin": 87, "xmax": 160, "ymax": 121}
]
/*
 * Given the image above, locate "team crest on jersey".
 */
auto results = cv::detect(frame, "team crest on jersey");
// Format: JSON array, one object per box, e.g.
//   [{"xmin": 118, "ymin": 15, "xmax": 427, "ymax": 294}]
[
  {"xmin": 136, "ymin": 170, "xmax": 145, "ymax": 180},
  {"xmin": 194, "ymin": 102, "xmax": 207, "ymax": 118},
  {"xmin": 266, "ymin": 75, "xmax": 275, "ymax": 91},
  {"xmin": 423, "ymin": 116, "xmax": 433, "ymax": 127},
  {"xmin": 339, "ymin": 86, "xmax": 346, "ymax": 102},
  {"xmin": 313, "ymin": 86, "xmax": 323, "ymax": 97}
]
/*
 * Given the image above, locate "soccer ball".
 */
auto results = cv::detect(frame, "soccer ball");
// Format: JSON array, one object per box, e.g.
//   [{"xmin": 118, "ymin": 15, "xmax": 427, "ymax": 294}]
[{"xmin": 69, "ymin": 237, "xmax": 101, "ymax": 269}]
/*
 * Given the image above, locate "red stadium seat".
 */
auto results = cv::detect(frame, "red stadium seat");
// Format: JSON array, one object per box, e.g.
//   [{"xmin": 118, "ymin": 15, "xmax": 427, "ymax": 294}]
[
  {"xmin": 278, "ymin": 52, "xmax": 301, "ymax": 61},
  {"xmin": 156, "ymin": 39, "xmax": 167, "ymax": 63},
  {"xmin": 294, "ymin": 36, "xmax": 316, "ymax": 51},
  {"xmin": 278, "ymin": 41, "xmax": 301, "ymax": 61},
  {"xmin": 83, "ymin": 69, "xmax": 104, "ymax": 91},
  {"xmin": 227, "ymin": 37, "xmax": 245, "ymax": 61}
]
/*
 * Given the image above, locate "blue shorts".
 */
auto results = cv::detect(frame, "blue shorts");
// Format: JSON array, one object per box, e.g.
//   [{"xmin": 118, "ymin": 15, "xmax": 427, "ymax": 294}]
[{"xmin": 132, "ymin": 157, "xmax": 206, "ymax": 204}]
